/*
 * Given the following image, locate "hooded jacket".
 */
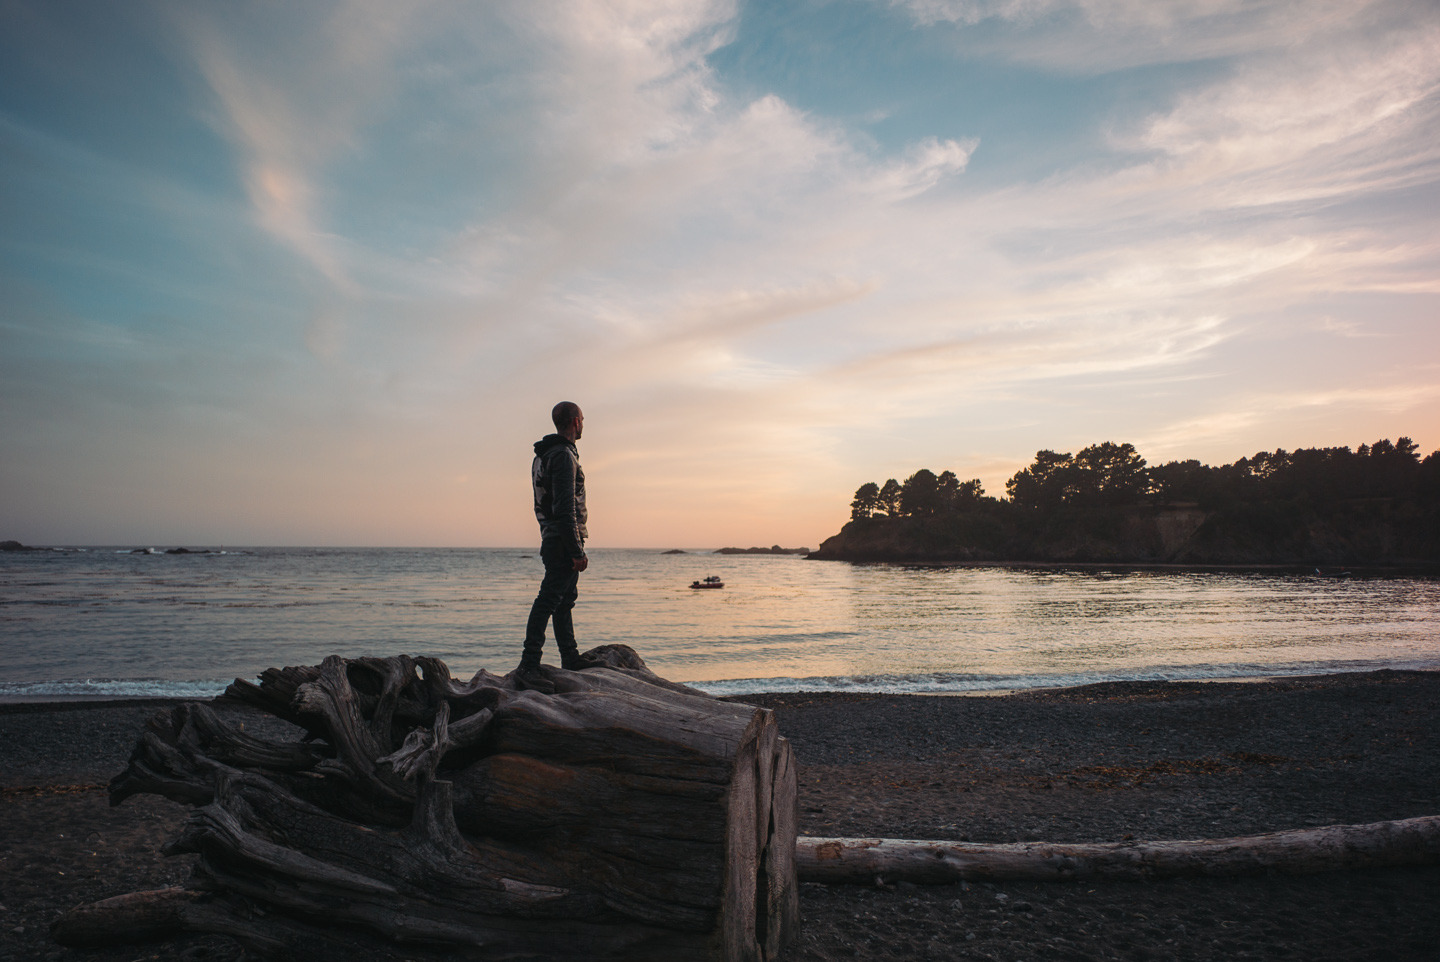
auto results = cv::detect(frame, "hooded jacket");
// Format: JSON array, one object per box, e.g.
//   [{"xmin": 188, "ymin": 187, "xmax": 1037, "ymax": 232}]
[{"xmin": 532, "ymin": 434, "xmax": 587, "ymax": 558}]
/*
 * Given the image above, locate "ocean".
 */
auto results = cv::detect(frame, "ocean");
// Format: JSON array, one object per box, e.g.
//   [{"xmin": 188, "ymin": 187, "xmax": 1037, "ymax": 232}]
[{"xmin": 2, "ymin": 547, "xmax": 1438, "ymax": 700}]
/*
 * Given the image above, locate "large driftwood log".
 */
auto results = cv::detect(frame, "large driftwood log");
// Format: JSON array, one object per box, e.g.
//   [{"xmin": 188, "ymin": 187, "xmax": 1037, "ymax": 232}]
[
  {"xmin": 54, "ymin": 647, "xmax": 797, "ymax": 961},
  {"xmin": 796, "ymin": 816, "xmax": 1440, "ymax": 885}
]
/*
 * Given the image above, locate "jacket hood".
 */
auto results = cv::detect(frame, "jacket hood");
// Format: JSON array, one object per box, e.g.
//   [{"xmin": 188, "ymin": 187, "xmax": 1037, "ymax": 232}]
[{"xmin": 534, "ymin": 434, "xmax": 576, "ymax": 457}]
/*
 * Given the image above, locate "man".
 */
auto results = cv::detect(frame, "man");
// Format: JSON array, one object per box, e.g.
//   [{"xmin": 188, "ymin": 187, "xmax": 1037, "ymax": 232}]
[{"xmin": 517, "ymin": 401, "xmax": 588, "ymax": 685}]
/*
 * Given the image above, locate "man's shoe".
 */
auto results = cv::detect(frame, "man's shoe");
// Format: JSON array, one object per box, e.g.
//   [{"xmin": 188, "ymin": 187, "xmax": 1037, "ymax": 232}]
[{"xmin": 514, "ymin": 665, "xmax": 556, "ymax": 695}]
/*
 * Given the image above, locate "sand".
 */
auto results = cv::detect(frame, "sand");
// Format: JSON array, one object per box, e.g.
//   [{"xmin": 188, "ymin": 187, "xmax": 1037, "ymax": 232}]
[{"xmin": 2, "ymin": 670, "xmax": 1438, "ymax": 961}]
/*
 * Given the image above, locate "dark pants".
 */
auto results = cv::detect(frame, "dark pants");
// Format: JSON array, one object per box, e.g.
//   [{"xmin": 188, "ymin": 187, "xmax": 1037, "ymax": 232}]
[{"xmin": 522, "ymin": 538, "xmax": 579, "ymax": 667}]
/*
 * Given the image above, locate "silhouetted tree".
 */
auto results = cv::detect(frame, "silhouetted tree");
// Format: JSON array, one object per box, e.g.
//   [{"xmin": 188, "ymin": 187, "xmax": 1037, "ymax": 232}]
[
  {"xmin": 930, "ymin": 472, "xmax": 985, "ymax": 513},
  {"xmin": 900, "ymin": 469, "xmax": 941, "ymax": 517},
  {"xmin": 936, "ymin": 470, "xmax": 960, "ymax": 510},
  {"xmin": 1005, "ymin": 450, "xmax": 1074, "ymax": 508},
  {"xmin": 878, "ymin": 478, "xmax": 903, "ymax": 517},
  {"xmin": 1367, "ymin": 437, "xmax": 1423, "ymax": 499},
  {"xmin": 1420, "ymin": 451, "xmax": 1440, "ymax": 505},
  {"xmin": 1149, "ymin": 459, "xmax": 1213, "ymax": 503},
  {"xmin": 850, "ymin": 482, "xmax": 881, "ymax": 521},
  {"xmin": 1071, "ymin": 442, "xmax": 1148, "ymax": 505},
  {"xmin": 834, "ymin": 433, "xmax": 1438, "ymax": 563},
  {"xmin": 1218, "ymin": 438, "xmax": 1427, "ymax": 505}
]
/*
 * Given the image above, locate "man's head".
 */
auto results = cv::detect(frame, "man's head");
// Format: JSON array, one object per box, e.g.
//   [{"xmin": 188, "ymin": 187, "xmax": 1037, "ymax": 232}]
[{"xmin": 552, "ymin": 401, "xmax": 584, "ymax": 441}]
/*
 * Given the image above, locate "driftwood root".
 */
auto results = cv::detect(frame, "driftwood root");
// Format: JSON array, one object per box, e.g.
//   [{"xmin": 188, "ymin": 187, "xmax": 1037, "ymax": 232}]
[{"xmin": 57, "ymin": 648, "xmax": 798, "ymax": 961}]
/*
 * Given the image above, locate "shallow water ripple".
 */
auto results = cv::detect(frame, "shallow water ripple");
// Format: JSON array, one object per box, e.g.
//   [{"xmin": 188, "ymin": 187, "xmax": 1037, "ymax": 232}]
[{"xmin": 1, "ymin": 548, "xmax": 1437, "ymax": 699}]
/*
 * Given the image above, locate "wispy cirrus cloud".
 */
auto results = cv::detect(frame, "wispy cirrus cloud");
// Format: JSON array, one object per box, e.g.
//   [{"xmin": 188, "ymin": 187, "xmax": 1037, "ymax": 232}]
[
  {"xmin": 887, "ymin": 0, "xmax": 1396, "ymax": 70},
  {"xmin": 1124, "ymin": 23, "xmax": 1440, "ymax": 204},
  {"xmin": 174, "ymin": 2, "xmax": 429, "ymax": 292}
]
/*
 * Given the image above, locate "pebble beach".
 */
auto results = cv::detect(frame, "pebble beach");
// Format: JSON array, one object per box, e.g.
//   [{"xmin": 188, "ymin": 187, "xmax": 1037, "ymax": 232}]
[{"xmin": 2, "ymin": 670, "xmax": 1438, "ymax": 961}]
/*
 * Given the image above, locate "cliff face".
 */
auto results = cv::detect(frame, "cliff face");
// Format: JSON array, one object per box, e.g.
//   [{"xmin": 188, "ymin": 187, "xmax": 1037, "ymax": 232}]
[
  {"xmin": 810, "ymin": 501, "xmax": 1439, "ymax": 565},
  {"xmin": 1172, "ymin": 499, "xmax": 1437, "ymax": 565}
]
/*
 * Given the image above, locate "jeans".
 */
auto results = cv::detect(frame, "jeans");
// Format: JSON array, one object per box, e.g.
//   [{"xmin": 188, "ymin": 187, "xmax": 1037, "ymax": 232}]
[{"xmin": 522, "ymin": 538, "xmax": 579, "ymax": 665}]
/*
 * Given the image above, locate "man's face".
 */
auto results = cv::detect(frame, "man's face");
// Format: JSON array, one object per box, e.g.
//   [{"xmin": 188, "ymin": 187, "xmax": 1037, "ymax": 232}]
[{"xmin": 572, "ymin": 411, "xmax": 584, "ymax": 440}]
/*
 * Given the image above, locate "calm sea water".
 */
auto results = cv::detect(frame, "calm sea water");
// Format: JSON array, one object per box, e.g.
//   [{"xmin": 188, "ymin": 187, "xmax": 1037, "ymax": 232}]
[{"xmin": 1, "ymin": 547, "xmax": 1438, "ymax": 700}]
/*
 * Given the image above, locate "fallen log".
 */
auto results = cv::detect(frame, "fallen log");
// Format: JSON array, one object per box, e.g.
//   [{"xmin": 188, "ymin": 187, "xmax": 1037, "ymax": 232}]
[
  {"xmin": 55, "ymin": 647, "xmax": 797, "ymax": 961},
  {"xmin": 797, "ymin": 816, "xmax": 1440, "ymax": 885}
]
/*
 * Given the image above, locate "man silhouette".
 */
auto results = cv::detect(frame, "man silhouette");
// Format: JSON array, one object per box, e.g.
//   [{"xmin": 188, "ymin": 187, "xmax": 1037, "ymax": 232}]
[{"xmin": 517, "ymin": 401, "xmax": 588, "ymax": 686}]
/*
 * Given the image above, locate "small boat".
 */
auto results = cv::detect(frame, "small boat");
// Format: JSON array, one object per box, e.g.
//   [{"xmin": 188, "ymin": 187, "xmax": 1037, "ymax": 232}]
[{"xmin": 689, "ymin": 575, "xmax": 725, "ymax": 589}]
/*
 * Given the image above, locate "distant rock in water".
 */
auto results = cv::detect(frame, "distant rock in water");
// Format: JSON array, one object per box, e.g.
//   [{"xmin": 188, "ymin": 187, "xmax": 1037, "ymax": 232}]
[
  {"xmin": 120, "ymin": 547, "xmax": 218, "ymax": 555},
  {"xmin": 714, "ymin": 545, "xmax": 812, "ymax": 555},
  {"xmin": 1, "ymin": 539, "xmax": 35, "ymax": 551},
  {"xmin": 662, "ymin": 549, "xmax": 687, "ymax": 554}
]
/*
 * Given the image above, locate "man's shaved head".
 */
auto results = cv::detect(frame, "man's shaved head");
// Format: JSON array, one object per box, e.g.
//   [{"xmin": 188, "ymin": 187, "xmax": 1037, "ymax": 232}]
[{"xmin": 552, "ymin": 401, "xmax": 582, "ymax": 431}]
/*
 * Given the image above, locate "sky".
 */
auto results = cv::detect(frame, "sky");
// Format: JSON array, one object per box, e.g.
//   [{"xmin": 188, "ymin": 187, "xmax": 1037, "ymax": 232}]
[{"xmin": 1, "ymin": 0, "xmax": 1438, "ymax": 549}]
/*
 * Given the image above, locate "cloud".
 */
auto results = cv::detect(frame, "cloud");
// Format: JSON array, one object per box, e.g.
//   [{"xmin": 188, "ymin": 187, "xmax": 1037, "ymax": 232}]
[
  {"xmin": 886, "ymin": 0, "xmax": 1399, "ymax": 70},
  {"xmin": 440, "ymin": 0, "xmax": 1438, "ymax": 500},
  {"xmin": 1316, "ymin": 317, "xmax": 1379, "ymax": 338},
  {"xmin": 4, "ymin": 0, "xmax": 1439, "ymax": 546},
  {"xmin": 151, "ymin": 2, "xmax": 1013, "ymax": 427},
  {"xmin": 865, "ymin": 136, "xmax": 978, "ymax": 201},
  {"xmin": 173, "ymin": 1, "xmax": 431, "ymax": 294},
  {"xmin": 825, "ymin": 314, "xmax": 1231, "ymax": 397},
  {"xmin": 1124, "ymin": 21, "xmax": 1440, "ymax": 203}
]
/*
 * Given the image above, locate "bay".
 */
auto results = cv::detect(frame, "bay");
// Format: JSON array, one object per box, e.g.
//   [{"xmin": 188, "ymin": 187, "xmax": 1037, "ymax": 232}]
[{"xmin": 1, "ymin": 547, "xmax": 1437, "ymax": 700}]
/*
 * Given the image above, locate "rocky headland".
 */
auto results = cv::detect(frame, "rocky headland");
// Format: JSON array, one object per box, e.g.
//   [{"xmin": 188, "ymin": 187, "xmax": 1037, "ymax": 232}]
[
  {"xmin": 808, "ymin": 501, "xmax": 1440, "ymax": 567},
  {"xmin": 814, "ymin": 437, "xmax": 1440, "ymax": 567}
]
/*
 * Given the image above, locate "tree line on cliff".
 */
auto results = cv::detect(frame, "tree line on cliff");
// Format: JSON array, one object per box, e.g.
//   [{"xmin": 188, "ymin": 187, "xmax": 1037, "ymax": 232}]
[{"xmin": 816, "ymin": 437, "xmax": 1440, "ymax": 564}]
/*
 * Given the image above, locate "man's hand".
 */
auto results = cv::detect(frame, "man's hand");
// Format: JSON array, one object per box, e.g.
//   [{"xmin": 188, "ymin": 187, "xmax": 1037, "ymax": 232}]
[{"xmin": 573, "ymin": 555, "xmax": 589, "ymax": 572}]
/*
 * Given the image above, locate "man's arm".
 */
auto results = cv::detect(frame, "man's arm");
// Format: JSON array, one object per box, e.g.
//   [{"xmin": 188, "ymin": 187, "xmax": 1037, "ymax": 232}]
[{"xmin": 547, "ymin": 447, "xmax": 587, "ymax": 565}]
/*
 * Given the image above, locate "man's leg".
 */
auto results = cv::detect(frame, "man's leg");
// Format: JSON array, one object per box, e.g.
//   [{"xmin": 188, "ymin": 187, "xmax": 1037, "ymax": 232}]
[
  {"xmin": 520, "ymin": 540, "xmax": 581, "ymax": 670},
  {"xmin": 552, "ymin": 551, "xmax": 582, "ymax": 669},
  {"xmin": 520, "ymin": 601, "xmax": 550, "ymax": 672},
  {"xmin": 520, "ymin": 541, "xmax": 569, "ymax": 671},
  {"xmin": 553, "ymin": 602, "xmax": 581, "ymax": 670}
]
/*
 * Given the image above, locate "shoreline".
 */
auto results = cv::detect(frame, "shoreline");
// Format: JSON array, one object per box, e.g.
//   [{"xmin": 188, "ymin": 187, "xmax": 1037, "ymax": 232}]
[
  {"xmin": 806, "ymin": 556, "xmax": 1440, "ymax": 576},
  {"xmin": 2, "ymin": 669, "xmax": 1437, "ymax": 961},
  {"xmin": 10, "ymin": 663, "xmax": 1440, "ymax": 708}
]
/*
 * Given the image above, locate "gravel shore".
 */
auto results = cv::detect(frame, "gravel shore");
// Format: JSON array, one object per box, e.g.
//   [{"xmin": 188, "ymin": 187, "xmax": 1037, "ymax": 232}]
[{"xmin": 2, "ymin": 670, "xmax": 1437, "ymax": 961}]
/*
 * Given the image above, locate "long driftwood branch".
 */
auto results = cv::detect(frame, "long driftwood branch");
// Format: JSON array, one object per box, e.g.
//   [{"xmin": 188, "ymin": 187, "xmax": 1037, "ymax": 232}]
[
  {"xmin": 56, "ymin": 647, "xmax": 798, "ymax": 961},
  {"xmin": 796, "ymin": 816, "xmax": 1440, "ymax": 885}
]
